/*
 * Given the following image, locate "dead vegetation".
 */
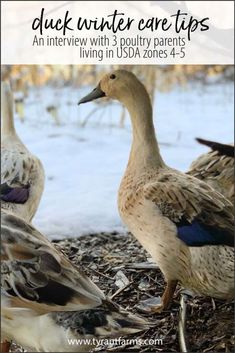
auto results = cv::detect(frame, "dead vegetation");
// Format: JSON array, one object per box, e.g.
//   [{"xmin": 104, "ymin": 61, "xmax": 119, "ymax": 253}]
[
  {"xmin": 10, "ymin": 231, "xmax": 234, "ymax": 352},
  {"xmin": 55, "ymin": 232, "xmax": 234, "ymax": 353}
]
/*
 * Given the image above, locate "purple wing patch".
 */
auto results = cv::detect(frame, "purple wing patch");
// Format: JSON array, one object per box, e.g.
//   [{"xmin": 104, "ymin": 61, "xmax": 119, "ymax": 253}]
[
  {"xmin": 1, "ymin": 183, "xmax": 30, "ymax": 204},
  {"xmin": 177, "ymin": 219, "xmax": 234, "ymax": 247}
]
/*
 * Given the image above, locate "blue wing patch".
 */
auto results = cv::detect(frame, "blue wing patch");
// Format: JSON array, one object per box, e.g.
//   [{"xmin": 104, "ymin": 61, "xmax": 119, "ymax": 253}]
[
  {"xmin": 1, "ymin": 183, "xmax": 30, "ymax": 204},
  {"xmin": 177, "ymin": 220, "xmax": 234, "ymax": 247}
]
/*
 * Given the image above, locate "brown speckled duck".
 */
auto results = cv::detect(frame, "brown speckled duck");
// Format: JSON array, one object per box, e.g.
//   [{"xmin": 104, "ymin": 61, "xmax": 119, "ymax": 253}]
[
  {"xmin": 79, "ymin": 70, "xmax": 234, "ymax": 312},
  {"xmin": 1, "ymin": 82, "xmax": 45, "ymax": 222},
  {"xmin": 1, "ymin": 209, "xmax": 151, "ymax": 352},
  {"xmin": 188, "ymin": 138, "xmax": 234, "ymax": 204}
]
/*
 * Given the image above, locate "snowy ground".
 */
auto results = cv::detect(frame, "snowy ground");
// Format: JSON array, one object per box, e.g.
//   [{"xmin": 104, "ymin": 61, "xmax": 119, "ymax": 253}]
[{"xmin": 13, "ymin": 81, "xmax": 234, "ymax": 239}]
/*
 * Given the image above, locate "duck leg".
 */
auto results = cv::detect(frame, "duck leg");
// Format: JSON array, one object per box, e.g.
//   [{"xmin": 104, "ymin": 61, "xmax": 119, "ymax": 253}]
[
  {"xmin": 1, "ymin": 340, "xmax": 11, "ymax": 352},
  {"xmin": 151, "ymin": 280, "xmax": 178, "ymax": 313}
]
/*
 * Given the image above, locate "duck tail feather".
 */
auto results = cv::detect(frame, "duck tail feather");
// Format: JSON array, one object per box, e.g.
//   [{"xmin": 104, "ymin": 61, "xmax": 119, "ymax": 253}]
[{"xmin": 196, "ymin": 138, "xmax": 234, "ymax": 157}]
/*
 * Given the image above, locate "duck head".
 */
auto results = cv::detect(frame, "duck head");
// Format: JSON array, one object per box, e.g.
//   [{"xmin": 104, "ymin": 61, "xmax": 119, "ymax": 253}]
[
  {"xmin": 78, "ymin": 70, "xmax": 147, "ymax": 106},
  {"xmin": 78, "ymin": 70, "xmax": 162, "ymax": 166}
]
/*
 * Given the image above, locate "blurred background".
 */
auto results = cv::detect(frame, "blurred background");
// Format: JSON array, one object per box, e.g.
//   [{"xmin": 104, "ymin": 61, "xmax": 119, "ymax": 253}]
[
  {"xmin": 1, "ymin": 65, "xmax": 234, "ymax": 239},
  {"xmin": 2, "ymin": 64, "xmax": 234, "ymax": 94}
]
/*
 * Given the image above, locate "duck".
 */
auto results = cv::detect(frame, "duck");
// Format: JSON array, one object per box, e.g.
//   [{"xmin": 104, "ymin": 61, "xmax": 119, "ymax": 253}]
[
  {"xmin": 78, "ymin": 70, "xmax": 234, "ymax": 312},
  {"xmin": 1, "ymin": 209, "xmax": 151, "ymax": 352},
  {"xmin": 187, "ymin": 138, "xmax": 234, "ymax": 204},
  {"xmin": 1, "ymin": 81, "xmax": 45, "ymax": 222}
]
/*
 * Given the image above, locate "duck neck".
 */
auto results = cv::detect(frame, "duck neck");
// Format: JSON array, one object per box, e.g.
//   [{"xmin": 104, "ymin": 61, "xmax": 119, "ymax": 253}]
[
  {"xmin": 123, "ymin": 85, "xmax": 165, "ymax": 172},
  {"xmin": 1, "ymin": 85, "xmax": 16, "ymax": 137}
]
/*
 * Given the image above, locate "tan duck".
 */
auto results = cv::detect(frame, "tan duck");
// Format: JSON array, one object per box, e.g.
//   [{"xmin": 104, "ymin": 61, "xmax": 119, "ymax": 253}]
[
  {"xmin": 1, "ymin": 209, "xmax": 151, "ymax": 352},
  {"xmin": 1, "ymin": 82, "xmax": 45, "ymax": 222},
  {"xmin": 188, "ymin": 138, "xmax": 234, "ymax": 204},
  {"xmin": 79, "ymin": 70, "xmax": 234, "ymax": 312}
]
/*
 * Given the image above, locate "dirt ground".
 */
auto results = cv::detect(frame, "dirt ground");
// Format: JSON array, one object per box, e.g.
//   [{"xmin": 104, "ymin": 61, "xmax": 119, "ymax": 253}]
[{"xmin": 10, "ymin": 232, "xmax": 234, "ymax": 352}]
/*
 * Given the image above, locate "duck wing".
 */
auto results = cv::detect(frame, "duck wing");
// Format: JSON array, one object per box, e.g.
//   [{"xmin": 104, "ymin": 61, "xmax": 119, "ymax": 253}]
[
  {"xmin": 1, "ymin": 148, "xmax": 38, "ymax": 204},
  {"xmin": 1, "ymin": 181, "xmax": 30, "ymax": 203},
  {"xmin": 1, "ymin": 211, "xmax": 105, "ymax": 313},
  {"xmin": 143, "ymin": 171, "xmax": 234, "ymax": 247}
]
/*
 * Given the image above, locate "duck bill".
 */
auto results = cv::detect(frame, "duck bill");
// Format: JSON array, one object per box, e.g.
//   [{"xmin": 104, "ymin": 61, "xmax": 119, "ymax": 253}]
[{"xmin": 78, "ymin": 84, "xmax": 105, "ymax": 105}]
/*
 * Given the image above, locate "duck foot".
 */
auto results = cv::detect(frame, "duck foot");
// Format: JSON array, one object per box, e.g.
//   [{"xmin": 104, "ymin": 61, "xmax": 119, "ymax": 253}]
[
  {"xmin": 151, "ymin": 280, "xmax": 178, "ymax": 313},
  {"xmin": 1, "ymin": 340, "xmax": 11, "ymax": 352}
]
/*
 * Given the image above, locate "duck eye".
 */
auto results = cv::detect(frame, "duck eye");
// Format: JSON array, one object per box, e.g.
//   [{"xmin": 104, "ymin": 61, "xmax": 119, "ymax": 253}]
[{"xmin": 110, "ymin": 74, "xmax": 116, "ymax": 80}]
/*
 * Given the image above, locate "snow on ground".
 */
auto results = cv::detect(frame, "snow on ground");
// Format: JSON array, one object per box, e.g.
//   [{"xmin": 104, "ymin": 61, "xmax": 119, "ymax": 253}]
[{"xmin": 13, "ymin": 82, "xmax": 234, "ymax": 239}]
